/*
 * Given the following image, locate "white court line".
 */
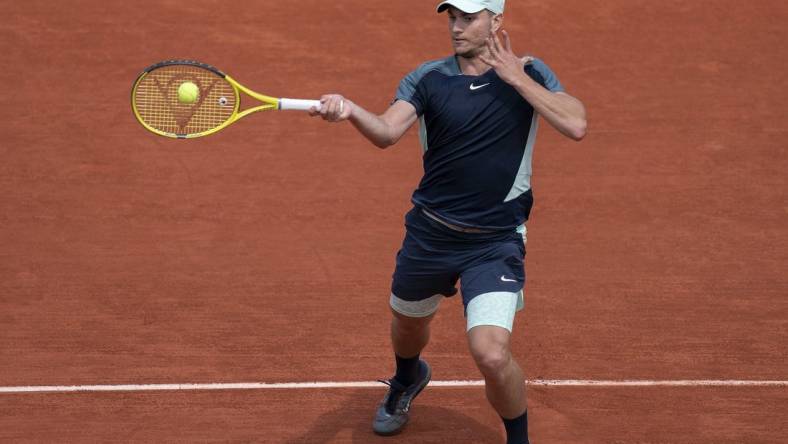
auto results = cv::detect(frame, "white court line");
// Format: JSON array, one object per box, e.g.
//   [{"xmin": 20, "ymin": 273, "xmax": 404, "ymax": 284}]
[{"xmin": 1, "ymin": 380, "xmax": 786, "ymax": 394}]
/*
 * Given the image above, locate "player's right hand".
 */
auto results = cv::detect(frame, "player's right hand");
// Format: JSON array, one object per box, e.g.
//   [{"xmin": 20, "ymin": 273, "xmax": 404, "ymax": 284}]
[{"xmin": 311, "ymin": 94, "xmax": 353, "ymax": 123}]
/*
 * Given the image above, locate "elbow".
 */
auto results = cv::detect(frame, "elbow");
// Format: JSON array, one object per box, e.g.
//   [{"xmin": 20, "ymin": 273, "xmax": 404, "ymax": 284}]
[
  {"xmin": 373, "ymin": 131, "xmax": 401, "ymax": 149},
  {"xmin": 373, "ymin": 138, "xmax": 394, "ymax": 149},
  {"xmin": 569, "ymin": 119, "xmax": 587, "ymax": 142}
]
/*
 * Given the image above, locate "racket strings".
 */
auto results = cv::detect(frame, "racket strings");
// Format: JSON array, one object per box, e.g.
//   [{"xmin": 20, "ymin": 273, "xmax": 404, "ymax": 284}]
[{"xmin": 134, "ymin": 65, "xmax": 236, "ymax": 136}]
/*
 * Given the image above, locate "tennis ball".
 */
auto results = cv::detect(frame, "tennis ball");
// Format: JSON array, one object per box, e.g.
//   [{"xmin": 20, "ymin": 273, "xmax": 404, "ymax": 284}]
[{"xmin": 178, "ymin": 82, "xmax": 200, "ymax": 104}]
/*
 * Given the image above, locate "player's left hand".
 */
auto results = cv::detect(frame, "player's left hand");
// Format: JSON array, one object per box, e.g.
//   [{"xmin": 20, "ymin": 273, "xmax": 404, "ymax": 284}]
[{"xmin": 479, "ymin": 30, "xmax": 527, "ymax": 87}]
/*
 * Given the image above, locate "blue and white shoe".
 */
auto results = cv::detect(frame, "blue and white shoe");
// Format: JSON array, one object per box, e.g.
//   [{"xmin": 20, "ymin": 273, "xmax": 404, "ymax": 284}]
[{"xmin": 372, "ymin": 360, "xmax": 432, "ymax": 436}]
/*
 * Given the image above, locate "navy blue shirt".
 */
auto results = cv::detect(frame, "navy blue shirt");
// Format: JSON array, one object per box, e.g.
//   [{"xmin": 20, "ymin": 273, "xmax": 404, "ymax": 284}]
[{"xmin": 395, "ymin": 56, "xmax": 564, "ymax": 231}]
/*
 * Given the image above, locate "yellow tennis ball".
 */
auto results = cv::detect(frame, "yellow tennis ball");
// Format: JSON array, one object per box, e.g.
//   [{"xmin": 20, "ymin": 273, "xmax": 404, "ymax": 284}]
[{"xmin": 178, "ymin": 82, "xmax": 199, "ymax": 104}]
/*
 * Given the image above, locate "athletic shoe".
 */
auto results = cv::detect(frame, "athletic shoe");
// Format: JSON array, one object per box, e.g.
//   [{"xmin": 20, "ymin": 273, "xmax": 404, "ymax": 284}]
[{"xmin": 372, "ymin": 360, "xmax": 432, "ymax": 436}]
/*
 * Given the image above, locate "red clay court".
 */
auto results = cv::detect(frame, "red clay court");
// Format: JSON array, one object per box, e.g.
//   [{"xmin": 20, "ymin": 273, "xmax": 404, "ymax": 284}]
[{"xmin": 1, "ymin": 0, "xmax": 786, "ymax": 442}]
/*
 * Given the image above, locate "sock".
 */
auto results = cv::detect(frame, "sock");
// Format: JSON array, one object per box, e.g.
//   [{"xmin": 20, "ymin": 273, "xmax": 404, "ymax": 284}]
[
  {"xmin": 393, "ymin": 353, "xmax": 420, "ymax": 386},
  {"xmin": 502, "ymin": 410, "xmax": 529, "ymax": 444}
]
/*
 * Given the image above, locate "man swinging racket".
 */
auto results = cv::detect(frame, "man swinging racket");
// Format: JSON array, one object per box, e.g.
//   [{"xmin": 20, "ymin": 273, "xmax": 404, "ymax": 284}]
[{"xmin": 311, "ymin": 1, "xmax": 586, "ymax": 442}]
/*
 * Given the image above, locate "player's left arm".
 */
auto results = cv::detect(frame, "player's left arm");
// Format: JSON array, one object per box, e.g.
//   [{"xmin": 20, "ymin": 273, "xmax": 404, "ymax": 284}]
[{"xmin": 480, "ymin": 31, "xmax": 587, "ymax": 141}]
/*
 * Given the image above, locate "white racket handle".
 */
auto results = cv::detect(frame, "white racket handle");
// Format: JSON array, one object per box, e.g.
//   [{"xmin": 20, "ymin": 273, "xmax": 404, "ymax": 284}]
[{"xmin": 279, "ymin": 98, "xmax": 322, "ymax": 111}]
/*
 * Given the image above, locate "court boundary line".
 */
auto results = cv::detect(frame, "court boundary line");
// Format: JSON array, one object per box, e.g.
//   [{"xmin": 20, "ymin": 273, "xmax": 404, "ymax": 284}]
[{"xmin": 1, "ymin": 379, "xmax": 786, "ymax": 394}]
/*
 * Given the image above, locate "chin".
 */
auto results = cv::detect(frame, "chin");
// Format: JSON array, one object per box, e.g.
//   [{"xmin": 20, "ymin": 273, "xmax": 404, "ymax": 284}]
[{"xmin": 455, "ymin": 48, "xmax": 478, "ymax": 59}]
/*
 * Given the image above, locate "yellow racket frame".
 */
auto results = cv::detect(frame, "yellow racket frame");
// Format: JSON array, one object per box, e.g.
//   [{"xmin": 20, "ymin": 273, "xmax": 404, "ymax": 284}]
[{"xmin": 131, "ymin": 60, "xmax": 318, "ymax": 139}]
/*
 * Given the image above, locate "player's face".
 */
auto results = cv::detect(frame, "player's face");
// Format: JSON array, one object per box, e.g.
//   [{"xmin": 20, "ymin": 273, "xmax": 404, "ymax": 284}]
[{"xmin": 446, "ymin": 7, "xmax": 501, "ymax": 58}]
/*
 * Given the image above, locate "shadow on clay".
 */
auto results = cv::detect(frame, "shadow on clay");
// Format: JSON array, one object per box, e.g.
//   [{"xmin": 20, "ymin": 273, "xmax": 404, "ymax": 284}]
[{"xmin": 283, "ymin": 388, "xmax": 500, "ymax": 443}]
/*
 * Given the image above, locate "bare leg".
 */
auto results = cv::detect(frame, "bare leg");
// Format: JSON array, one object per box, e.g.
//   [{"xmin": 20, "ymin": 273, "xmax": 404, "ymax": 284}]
[
  {"xmin": 372, "ymin": 309, "xmax": 437, "ymax": 436},
  {"xmin": 467, "ymin": 325, "xmax": 526, "ymax": 419},
  {"xmin": 391, "ymin": 309, "xmax": 435, "ymax": 358}
]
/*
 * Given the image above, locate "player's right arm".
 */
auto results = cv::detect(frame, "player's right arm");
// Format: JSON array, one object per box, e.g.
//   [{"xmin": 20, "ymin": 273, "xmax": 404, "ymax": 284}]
[{"xmin": 310, "ymin": 95, "xmax": 418, "ymax": 149}]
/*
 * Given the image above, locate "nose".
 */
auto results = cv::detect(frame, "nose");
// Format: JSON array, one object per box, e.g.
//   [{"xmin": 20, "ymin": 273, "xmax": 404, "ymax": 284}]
[{"xmin": 450, "ymin": 19, "xmax": 463, "ymax": 35}]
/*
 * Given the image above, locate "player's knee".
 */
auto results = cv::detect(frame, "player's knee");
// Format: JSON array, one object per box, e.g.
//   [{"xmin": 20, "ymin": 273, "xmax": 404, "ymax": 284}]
[
  {"xmin": 473, "ymin": 347, "xmax": 511, "ymax": 377},
  {"xmin": 469, "ymin": 338, "xmax": 511, "ymax": 377}
]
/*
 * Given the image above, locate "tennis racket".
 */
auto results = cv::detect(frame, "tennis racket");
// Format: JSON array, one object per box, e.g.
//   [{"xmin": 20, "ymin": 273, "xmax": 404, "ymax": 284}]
[{"xmin": 131, "ymin": 60, "xmax": 321, "ymax": 139}]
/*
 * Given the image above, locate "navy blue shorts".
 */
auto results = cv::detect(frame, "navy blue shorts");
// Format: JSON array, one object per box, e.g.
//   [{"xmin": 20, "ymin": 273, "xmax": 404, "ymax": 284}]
[{"xmin": 391, "ymin": 207, "xmax": 526, "ymax": 308}]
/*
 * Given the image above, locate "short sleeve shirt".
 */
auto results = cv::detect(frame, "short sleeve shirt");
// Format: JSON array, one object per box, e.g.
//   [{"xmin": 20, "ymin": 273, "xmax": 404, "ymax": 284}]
[{"xmin": 394, "ymin": 56, "xmax": 564, "ymax": 230}]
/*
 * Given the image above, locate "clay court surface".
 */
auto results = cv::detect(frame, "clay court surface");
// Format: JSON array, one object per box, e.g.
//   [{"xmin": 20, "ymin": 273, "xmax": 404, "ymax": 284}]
[{"xmin": 1, "ymin": 0, "xmax": 786, "ymax": 442}]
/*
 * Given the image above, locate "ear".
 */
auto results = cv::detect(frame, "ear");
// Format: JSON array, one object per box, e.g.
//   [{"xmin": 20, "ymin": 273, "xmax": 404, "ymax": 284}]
[{"xmin": 491, "ymin": 13, "xmax": 503, "ymax": 33}]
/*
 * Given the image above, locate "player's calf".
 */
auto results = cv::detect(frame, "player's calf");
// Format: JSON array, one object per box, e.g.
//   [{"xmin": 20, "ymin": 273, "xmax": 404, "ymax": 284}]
[
  {"xmin": 390, "ymin": 308, "xmax": 434, "ymax": 363},
  {"xmin": 468, "ymin": 325, "xmax": 529, "ymax": 444}
]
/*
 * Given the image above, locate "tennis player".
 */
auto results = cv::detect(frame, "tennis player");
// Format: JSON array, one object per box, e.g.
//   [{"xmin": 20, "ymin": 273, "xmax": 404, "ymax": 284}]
[{"xmin": 311, "ymin": 1, "xmax": 586, "ymax": 442}]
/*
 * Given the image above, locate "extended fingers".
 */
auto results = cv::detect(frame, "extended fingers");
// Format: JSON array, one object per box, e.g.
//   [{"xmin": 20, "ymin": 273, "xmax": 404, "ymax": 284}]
[
  {"xmin": 479, "ymin": 52, "xmax": 495, "ymax": 67},
  {"xmin": 491, "ymin": 31, "xmax": 505, "ymax": 54},
  {"xmin": 486, "ymin": 35, "xmax": 500, "ymax": 60},
  {"xmin": 501, "ymin": 30, "xmax": 513, "ymax": 52}
]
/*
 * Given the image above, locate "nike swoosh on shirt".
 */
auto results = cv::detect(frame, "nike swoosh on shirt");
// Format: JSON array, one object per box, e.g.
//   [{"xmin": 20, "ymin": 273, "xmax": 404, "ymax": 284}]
[
  {"xmin": 500, "ymin": 276, "xmax": 517, "ymax": 282},
  {"xmin": 469, "ymin": 83, "xmax": 490, "ymax": 91}
]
